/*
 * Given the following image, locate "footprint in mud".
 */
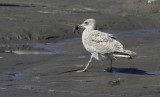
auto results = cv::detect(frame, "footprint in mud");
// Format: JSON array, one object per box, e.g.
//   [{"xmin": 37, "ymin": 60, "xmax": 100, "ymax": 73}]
[{"xmin": 108, "ymin": 78, "xmax": 124, "ymax": 86}]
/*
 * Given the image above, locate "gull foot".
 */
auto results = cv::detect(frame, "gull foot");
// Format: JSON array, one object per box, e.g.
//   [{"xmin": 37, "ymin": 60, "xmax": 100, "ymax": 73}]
[
  {"xmin": 76, "ymin": 70, "xmax": 87, "ymax": 72},
  {"xmin": 104, "ymin": 68, "xmax": 112, "ymax": 72}
]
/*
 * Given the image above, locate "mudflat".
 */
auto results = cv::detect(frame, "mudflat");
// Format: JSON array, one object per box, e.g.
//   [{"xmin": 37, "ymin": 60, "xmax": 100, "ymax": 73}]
[{"xmin": 0, "ymin": 0, "xmax": 160, "ymax": 97}]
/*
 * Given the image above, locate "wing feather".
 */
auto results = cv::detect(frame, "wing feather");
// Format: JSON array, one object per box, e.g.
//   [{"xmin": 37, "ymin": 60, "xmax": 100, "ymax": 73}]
[{"xmin": 89, "ymin": 30, "xmax": 124, "ymax": 54}]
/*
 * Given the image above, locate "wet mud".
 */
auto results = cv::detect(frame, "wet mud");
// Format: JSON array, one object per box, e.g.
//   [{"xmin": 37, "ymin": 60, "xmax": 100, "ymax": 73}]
[
  {"xmin": 0, "ymin": 29, "xmax": 160, "ymax": 97},
  {"xmin": 0, "ymin": 0, "xmax": 160, "ymax": 97}
]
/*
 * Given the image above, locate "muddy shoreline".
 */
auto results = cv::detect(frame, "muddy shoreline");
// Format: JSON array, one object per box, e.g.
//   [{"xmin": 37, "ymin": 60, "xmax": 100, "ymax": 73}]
[
  {"xmin": 0, "ymin": 0, "xmax": 160, "ymax": 97},
  {"xmin": 0, "ymin": 29, "xmax": 160, "ymax": 97}
]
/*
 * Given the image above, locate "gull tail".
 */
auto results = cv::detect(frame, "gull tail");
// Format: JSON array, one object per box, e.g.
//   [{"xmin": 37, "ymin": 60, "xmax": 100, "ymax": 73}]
[
  {"xmin": 124, "ymin": 50, "xmax": 136, "ymax": 55},
  {"xmin": 113, "ymin": 54, "xmax": 131, "ymax": 59},
  {"xmin": 113, "ymin": 50, "xmax": 136, "ymax": 59}
]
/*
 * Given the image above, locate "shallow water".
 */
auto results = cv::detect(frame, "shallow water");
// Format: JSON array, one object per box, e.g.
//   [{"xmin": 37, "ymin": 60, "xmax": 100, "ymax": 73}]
[
  {"xmin": 13, "ymin": 51, "xmax": 56, "ymax": 55},
  {"xmin": 106, "ymin": 28, "xmax": 159, "ymax": 35},
  {"xmin": 13, "ymin": 38, "xmax": 81, "ymax": 55},
  {"xmin": 0, "ymin": 71, "xmax": 20, "ymax": 86},
  {"xmin": 30, "ymin": 37, "xmax": 81, "ymax": 50}
]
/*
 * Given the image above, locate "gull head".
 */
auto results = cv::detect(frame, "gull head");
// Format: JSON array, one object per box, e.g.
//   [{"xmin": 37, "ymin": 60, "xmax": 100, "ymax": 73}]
[{"xmin": 79, "ymin": 19, "xmax": 97, "ymax": 30}]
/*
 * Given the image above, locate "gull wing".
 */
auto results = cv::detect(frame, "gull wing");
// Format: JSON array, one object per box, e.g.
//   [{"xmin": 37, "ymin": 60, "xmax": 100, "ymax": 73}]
[
  {"xmin": 91, "ymin": 30, "xmax": 116, "ymax": 41},
  {"xmin": 89, "ymin": 30, "xmax": 124, "ymax": 54},
  {"xmin": 90, "ymin": 30, "xmax": 116, "ymax": 43}
]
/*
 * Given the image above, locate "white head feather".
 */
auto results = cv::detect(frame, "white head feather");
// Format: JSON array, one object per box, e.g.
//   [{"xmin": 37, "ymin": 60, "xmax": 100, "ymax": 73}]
[{"xmin": 80, "ymin": 19, "xmax": 97, "ymax": 30}]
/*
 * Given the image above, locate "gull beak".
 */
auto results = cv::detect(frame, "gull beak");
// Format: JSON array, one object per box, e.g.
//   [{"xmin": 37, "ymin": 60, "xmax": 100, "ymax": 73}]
[{"xmin": 78, "ymin": 24, "xmax": 83, "ymax": 28}]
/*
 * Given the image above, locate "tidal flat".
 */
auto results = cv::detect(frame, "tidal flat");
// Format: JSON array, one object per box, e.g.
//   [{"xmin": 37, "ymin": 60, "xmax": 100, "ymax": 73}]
[{"xmin": 0, "ymin": 0, "xmax": 160, "ymax": 97}]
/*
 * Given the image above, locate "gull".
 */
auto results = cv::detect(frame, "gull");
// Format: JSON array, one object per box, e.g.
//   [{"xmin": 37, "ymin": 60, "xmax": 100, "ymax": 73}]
[{"xmin": 75, "ymin": 19, "xmax": 136, "ymax": 72}]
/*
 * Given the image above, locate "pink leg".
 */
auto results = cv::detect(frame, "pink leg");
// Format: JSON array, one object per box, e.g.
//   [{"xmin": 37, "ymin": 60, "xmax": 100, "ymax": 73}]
[{"xmin": 77, "ymin": 55, "xmax": 93, "ymax": 72}]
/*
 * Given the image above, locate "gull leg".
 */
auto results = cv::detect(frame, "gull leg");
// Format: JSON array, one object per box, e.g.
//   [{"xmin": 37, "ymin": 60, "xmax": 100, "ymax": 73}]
[
  {"xmin": 104, "ymin": 56, "xmax": 112, "ymax": 72},
  {"xmin": 108, "ymin": 58, "xmax": 112, "ymax": 72},
  {"xmin": 77, "ymin": 55, "xmax": 93, "ymax": 72}
]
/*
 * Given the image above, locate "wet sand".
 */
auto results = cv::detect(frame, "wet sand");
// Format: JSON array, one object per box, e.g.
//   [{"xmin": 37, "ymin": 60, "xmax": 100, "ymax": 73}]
[{"xmin": 0, "ymin": 0, "xmax": 160, "ymax": 97}]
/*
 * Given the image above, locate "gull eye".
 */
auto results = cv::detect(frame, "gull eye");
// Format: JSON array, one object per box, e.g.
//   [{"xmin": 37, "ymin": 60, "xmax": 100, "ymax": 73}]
[{"xmin": 84, "ymin": 22, "xmax": 88, "ymax": 25}]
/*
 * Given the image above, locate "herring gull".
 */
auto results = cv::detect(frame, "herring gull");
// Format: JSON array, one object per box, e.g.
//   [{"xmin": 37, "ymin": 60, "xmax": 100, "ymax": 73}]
[{"xmin": 75, "ymin": 19, "xmax": 136, "ymax": 72}]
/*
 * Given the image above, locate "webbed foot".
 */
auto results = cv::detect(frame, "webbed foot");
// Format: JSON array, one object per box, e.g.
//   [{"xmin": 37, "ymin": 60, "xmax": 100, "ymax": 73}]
[
  {"xmin": 104, "ymin": 68, "xmax": 112, "ymax": 72},
  {"xmin": 76, "ymin": 69, "xmax": 87, "ymax": 72}
]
